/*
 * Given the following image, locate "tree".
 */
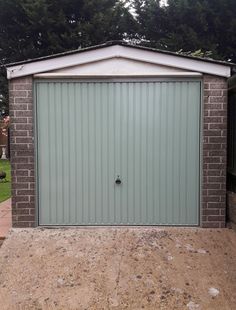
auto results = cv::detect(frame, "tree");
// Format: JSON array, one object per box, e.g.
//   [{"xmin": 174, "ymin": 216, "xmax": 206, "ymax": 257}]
[
  {"xmin": 0, "ymin": 0, "xmax": 137, "ymax": 113},
  {"xmin": 133, "ymin": 0, "xmax": 236, "ymax": 62},
  {"xmin": 0, "ymin": 68, "xmax": 8, "ymax": 114},
  {"xmin": 1, "ymin": 0, "xmax": 236, "ymax": 114},
  {"xmin": 131, "ymin": 0, "xmax": 168, "ymax": 48},
  {"xmin": 0, "ymin": 0, "xmax": 137, "ymax": 61}
]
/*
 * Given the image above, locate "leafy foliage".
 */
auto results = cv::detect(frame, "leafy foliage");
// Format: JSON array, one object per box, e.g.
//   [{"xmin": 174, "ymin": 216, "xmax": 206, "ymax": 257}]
[
  {"xmin": 133, "ymin": 0, "xmax": 236, "ymax": 62},
  {"xmin": 0, "ymin": 0, "xmax": 137, "ymax": 112},
  {"xmin": 0, "ymin": 0, "xmax": 136, "ymax": 62},
  {"xmin": 0, "ymin": 68, "xmax": 8, "ymax": 114},
  {"xmin": 1, "ymin": 0, "xmax": 236, "ymax": 113},
  {"xmin": 0, "ymin": 159, "xmax": 11, "ymax": 203}
]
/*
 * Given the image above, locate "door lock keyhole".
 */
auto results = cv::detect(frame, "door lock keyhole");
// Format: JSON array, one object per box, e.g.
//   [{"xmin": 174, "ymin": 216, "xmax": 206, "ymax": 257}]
[{"xmin": 115, "ymin": 176, "xmax": 121, "ymax": 185}]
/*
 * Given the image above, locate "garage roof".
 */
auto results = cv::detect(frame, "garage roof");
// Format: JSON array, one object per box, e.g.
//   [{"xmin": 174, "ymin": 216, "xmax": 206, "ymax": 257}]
[{"xmin": 6, "ymin": 41, "xmax": 234, "ymax": 79}]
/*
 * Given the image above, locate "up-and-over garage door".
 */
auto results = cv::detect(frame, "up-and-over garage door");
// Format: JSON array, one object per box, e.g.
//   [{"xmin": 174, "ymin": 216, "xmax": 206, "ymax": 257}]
[{"xmin": 36, "ymin": 80, "xmax": 201, "ymax": 225}]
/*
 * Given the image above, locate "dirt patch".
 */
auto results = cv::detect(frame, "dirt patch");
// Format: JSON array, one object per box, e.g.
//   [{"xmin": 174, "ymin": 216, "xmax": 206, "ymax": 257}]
[{"xmin": 0, "ymin": 227, "xmax": 236, "ymax": 310}]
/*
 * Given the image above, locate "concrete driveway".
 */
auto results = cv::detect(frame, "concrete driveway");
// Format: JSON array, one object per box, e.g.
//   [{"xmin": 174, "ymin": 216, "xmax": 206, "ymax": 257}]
[{"xmin": 0, "ymin": 227, "xmax": 236, "ymax": 310}]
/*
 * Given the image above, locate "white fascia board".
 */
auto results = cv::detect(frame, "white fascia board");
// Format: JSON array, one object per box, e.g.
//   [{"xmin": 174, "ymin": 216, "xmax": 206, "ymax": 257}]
[
  {"xmin": 7, "ymin": 45, "xmax": 231, "ymax": 79},
  {"xmin": 118, "ymin": 46, "xmax": 231, "ymax": 78},
  {"xmin": 34, "ymin": 72, "xmax": 202, "ymax": 78},
  {"xmin": 6, "ymin": 46, "xmax": 119, "ymax": 79}
]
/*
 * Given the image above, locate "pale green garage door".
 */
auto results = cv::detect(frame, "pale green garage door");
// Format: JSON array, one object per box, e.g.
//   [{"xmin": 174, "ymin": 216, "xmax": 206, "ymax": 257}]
[{"xmin": 36, "ymin": 80, "xmax": 201, "ymax": 226}]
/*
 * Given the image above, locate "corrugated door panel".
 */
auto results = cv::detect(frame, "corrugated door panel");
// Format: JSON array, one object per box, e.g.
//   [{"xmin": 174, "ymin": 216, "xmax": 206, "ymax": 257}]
[{"xmin": 36, "ymin": 81, "xmax": 200, "ymax": 225}]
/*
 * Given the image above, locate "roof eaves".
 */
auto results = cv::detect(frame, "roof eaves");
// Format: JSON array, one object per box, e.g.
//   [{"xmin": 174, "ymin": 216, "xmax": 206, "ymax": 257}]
[{"xmin": 4, "ymin": 40, "xmax": 235, "ymax": 69}]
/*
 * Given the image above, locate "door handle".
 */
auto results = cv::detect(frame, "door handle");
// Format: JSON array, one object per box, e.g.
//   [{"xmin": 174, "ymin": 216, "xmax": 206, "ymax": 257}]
[{"xmin": 115, "ymin": 176, "xmax": 121, "ymax": 185}]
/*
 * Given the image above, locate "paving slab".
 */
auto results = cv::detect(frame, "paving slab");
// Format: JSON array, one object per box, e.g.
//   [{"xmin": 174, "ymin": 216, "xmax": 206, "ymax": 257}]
[
  {"xmin": 0, "ymin": 199, "xmax": 12, "ymax": 239},
  {"xmin": 0, "ymin": 227, "xmax": 236, "ymax": 310}
]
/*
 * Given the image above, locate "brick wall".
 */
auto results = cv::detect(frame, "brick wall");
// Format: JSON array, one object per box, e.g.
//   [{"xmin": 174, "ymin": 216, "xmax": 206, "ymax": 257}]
[
  {"xmin": 9, "ymin": 74, "xmax": 228, "ymax": 228},
  {"xmin": 227, "ymin": 192, "xmax": 236, "ymax": 229},
  {"xmin": 9, "ymin": 77, "xmax": 35, "ymax": 227},
  {"xmin": 202, "ymin": 75, "xmax": 228, "ymax": 228}
]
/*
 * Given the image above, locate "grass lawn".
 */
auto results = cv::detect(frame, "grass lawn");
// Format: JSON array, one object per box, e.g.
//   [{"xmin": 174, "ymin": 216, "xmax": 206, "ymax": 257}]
[{"xmin": 0, "ymin": 159, "xmax": 11, "ymax": 203}]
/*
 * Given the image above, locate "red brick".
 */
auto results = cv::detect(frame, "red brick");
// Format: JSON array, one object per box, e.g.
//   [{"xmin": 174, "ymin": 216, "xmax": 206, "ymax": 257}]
[
  {"xmin": 207, "ymin": 215, "xmax": 225, "ymax": 222},
  {"xmin": 209, "ymin": 96, "xmax": 224, "ymax": 103},
  {"xmin": 16, "ymin": 209, "xmax": 30, "ymax": 215},
  {"xmin": 205, "ymin": 183, "xmax": 221, "ymax": 189},
  {"xmin": 204, "ymin": 116, "xmax": 222, "ymax": 123},
  {"xmin": 17, "ymin": 216, "xmax": 35, "ymax": 222},
  {"xmin": 17, "ymin": 202, "xmax": 35, "ymax": 208},
  {"xmin": 17, "ymin": 190, "xmax": 35, "ymax": 196},
  {"xmin": 11, "ymin": 183, "xmax": 29, "ymax": 189},
  {"xmin": 210, "ymin": 83, "xmax": 227, "ymax": 89},
  {"xmin": 208, "ymin": 189, "xmax": 225, "ymax": 196},
  {"xmin": 203, "ymin": 130, "xmax": 221, "ymax": 136},
  {"xmin": 27, "ymin": 91, "xmax": 33, "ymax": 97},
  {"xmin": 202, "ymin": 222, "xmax": 220, "ymax": 228},
  {"xmin": 208, "ymin": 176, "xmax": 225, "ymax": 183},
  {"xmin": 9, "ymin": 76, "xmax": 35, "ymax": 228},
  {"xmin": 202, "ymin": 74, "xmax": 227, "ymax": 228},
  {"xmin": 11, "ymin": 90, "xmax": 27, "ymax": 97},
  {"xmin": 202, "ymin": 209, "xmax": 220, "ymax": 215},
  {"xmin": 16, "ymin": 163, "xmax": 34, "ymax": 170},
  {"xmin": 14, "ymin": 150, "xmax": 34, "ymax": 156},
  {"xmin": 16, "ymin": 176, "xmax": 34, "ymax": 183},
  {"xmin": 15, "ymin": 137, "xmax": 33, "ymax": 144},
  {"xmin": 14, "ymin": 84, "xmax": 32, "ymax": 91},
  {"xmin": 11, "ymin": 117, "xmax": 28, "ymax": 124},
  {"xmin": 209, "ymin": 137, "xmax": 225, "ymax": 143},
  {"xmin": 207, "ymin": 202, "xmax": 225, "ymax": 208},
  {"xmin": 15, "ymin": 124, "xmax": 33, "ymax": 130},
  {"xmin": 208, "ymin": 151, "xmax": 225, "ymax": 157},
  {"xmin": 11, "ymin": 130, "xmax": 28, "ymax": 137},
  {"xmin": 15, "ymin": 170, "xmax": 29, "ymax": 177},
  {"xmin": 13, "ymin": 196, "xmax": 30, "ymax": 203},
  {"xmin": 204, "ymin": 90, "xmax": 222, "ymax": 96},
  {"xmin": 209, "ymin": 110, "xmax": 227, "ymax": 117},
  {"xmin": 209, "ymin": 123, "xmax": 227, "ymax": 130},
  {"xmin": 11, "ymin": 157, "xmax": 29, "ymax": 164},
  {"xmin": 12, "ymin": 222, "xmax": 32, "ymax": 228},
  {"xmin": 203, "ymin": 157, "xmax": 221, "ymax": 164},
  {"xmin": 208, "ymin": 163, "xmax": 225, "ymax": 170},
  {"xmin": 15, "ymin": 111, "xmax": 33, "ymax": 117},
  {"xmin": 203, "ymin": 144, "xmax": 221, "ymax": 150},
  {"xmin": 14, "ymin": 97, "xmax": 32, "ymax": 104}
]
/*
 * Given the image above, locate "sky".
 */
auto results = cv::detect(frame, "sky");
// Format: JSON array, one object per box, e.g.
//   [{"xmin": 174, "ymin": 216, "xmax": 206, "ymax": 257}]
[
  {"xmin": 124, "ymin": 0, "xmax": 168, "ymax": 16},
  {"xmin": 160, "ymin": 0, "xmax": 168, "ymax": 6}
]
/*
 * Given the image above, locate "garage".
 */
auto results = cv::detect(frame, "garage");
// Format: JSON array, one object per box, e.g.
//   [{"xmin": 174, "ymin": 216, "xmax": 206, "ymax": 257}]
[
  {"xmin": 36, "ymin": 80, "xmax": 200, "ymax": 225},
  {"xmin": 7, "ymin": 41, "xmax": 231, "ymax": 227}
]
